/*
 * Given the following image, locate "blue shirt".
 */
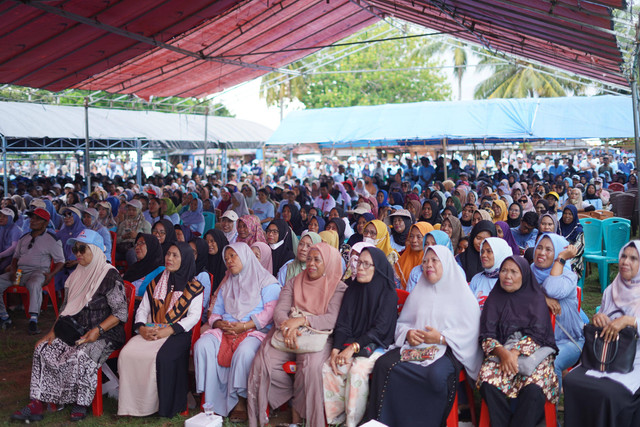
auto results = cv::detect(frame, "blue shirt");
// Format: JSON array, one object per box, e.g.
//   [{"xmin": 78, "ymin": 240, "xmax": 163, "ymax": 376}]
[{"xmin": 511, "ymin": 227, "xmax": 538, "ymax": 250}]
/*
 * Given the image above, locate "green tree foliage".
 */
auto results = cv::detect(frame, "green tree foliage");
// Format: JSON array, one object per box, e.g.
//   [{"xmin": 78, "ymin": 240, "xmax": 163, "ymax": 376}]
[
  {"xmin": 413, "ymin": 39, "xmax": 468, "ymax": 100},
  {"xmin": 0, "ymin": 85, "xmax": 233, "ymax": 116},
  {"xmin": 473, "ymin": 56, "xmax": 588, "ymax": 99},
  {"xmin": 260, "ymin": 23, "xmax": 451, "ymax": 109}
]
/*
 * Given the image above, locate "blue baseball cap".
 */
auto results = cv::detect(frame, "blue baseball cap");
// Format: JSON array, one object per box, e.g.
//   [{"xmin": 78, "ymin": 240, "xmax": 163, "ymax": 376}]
[{"xmin": 67, "ymin": 229, "xmax": 105, "ymax": 251}]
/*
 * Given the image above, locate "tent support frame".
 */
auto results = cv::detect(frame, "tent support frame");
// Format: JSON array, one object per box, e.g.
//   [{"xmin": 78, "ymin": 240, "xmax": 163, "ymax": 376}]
[
  {"xmin": 2, "ymin": 133, "xmax": 7, "ymax": 196},
  {"xmin": 84, "ymin": 98, "xmax": 91, "ymax": 193}
]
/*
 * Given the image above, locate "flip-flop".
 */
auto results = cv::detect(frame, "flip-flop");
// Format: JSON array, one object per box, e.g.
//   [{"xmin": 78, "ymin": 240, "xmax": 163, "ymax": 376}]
[{"xmin": 228, "ymin": 408, "xmax": 248, "ymax": 423}]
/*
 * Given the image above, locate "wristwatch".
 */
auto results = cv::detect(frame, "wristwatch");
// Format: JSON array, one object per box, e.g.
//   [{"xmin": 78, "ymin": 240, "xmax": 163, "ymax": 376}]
[
  {"xmin": 555, "ymin": 257, "xmax": 566, "ymax": 266},
  {"xmin": 97, "ymin": 325, "xmax": 105, "ymax": 336}
]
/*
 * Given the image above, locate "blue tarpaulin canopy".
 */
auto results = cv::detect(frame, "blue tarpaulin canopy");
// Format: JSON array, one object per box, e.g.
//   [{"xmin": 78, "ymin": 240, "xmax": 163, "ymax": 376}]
[{"xmin": 266, "ymin": 96, "xmax": 634, "ymax": 147}]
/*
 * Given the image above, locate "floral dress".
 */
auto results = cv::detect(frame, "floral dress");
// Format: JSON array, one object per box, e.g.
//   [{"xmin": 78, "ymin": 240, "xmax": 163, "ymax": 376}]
[{"xmin": 477, "ymin": 336, "xmax": 559, "ymax": 404}]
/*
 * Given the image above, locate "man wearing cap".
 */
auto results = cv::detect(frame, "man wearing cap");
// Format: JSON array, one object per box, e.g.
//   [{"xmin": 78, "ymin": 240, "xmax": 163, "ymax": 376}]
[
  {"xmin": 0, "ymin": 208, "xmax": 65, "ymax": 333},
  {"xmin": 618, "ymin": 155, "xmax": 634, "ymax": 176}
]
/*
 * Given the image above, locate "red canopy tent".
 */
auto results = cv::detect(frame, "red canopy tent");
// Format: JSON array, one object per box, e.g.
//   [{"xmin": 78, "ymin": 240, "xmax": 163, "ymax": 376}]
[{"xmin": 0, "ymin": 0, "xmax": 630, "ymax": 98}]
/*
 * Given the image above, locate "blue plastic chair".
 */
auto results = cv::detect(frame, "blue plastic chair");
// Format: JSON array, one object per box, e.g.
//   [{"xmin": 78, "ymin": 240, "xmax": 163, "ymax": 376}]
[
  {"xmin": 579, "ymin": 217, "xmax": 603, "ymax": 256},
  {"xmin": 584, "ymin": 219, "xmax": 630, "ymax": 292},
  {"xmin": 202, "ymin": 212, "xmax": 216, "ymax": 234}
]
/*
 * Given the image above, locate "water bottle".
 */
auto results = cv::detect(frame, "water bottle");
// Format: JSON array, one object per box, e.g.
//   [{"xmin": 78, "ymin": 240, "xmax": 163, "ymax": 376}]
[{"xmin": 14, "ymin": 269, "xmax": 22, "ymax": 286}]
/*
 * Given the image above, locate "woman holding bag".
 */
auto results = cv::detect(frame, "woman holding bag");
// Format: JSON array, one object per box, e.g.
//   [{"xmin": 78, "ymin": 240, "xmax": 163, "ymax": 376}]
[
  {"xmin": 247, "ymin": 242, "xmax": 347, "ymax": 427},
  {"xmin": 194, "ymin": 242, "xmax": 280, "ymax": 422},
  {"xmin": 564, "ymin": 241, "xmax": 640, "ymax": 427}
]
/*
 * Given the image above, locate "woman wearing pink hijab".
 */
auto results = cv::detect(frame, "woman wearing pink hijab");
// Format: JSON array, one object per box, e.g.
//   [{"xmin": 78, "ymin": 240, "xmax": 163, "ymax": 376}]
[
  {"xmin": 247, "ymin": 243, "xmax": 347, "ymax": 427},
  {"xmin": 236, "ymin": 215, "xmax": 267, "ymax": 246}
]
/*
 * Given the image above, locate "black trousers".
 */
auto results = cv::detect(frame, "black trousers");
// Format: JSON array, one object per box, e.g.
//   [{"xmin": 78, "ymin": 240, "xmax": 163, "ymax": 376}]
[{"xmin": 480, "ymin": 382, "xmax": 545, "ymax": 427}]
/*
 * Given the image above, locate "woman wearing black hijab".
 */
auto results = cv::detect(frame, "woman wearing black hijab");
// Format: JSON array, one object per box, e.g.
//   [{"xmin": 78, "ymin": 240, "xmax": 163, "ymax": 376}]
[
  {"xmin": 190, "ymin": 237, "xmax": 213, "ymax": 322},
  {"xmin": 282, "ymin": 203, "xmax": 304, "ymax": 236},
  {"xmin": 327, "ymin": 217, "xmax": 346, "ymax": 243},
  {"xmin": 124, "ymin": 233, "xmax": 165, "ymax": 297},
  {"xmin": 420, "ymin": 199, "xmax": 442, "ymax": 226},
  {"xmin": 118, "ymin": 242, "xmax": 204, "ymax": 418},
  {"xmin": 457, "ymin": 220, "xmax": 497, "ymax": 282},
  {"xmin": 506, "ymin": 202, "xmax": 523, "ymax": 228},
  {"xmin": 152, "ymin": 219, "xmax": 177, "ymax": 257},
  {"xmin": 204, "ymin": 229, "xmax": 228, "ymax": 293},
  {"xmin": 322, "ymin": 247, "xmax": 398, "ymax": 426},
  {"xmin": 478, "ymin": 256, "xmax": 558, "ymax": 427},
  {"xmin": 266, "ymin": 219, "xmax": 295, "ymax": 276}
]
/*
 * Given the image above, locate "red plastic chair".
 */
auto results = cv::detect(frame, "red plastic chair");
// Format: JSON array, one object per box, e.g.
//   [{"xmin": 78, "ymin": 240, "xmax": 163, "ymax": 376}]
[
  {"xmin": 3, "ymin": 263, "xmax": 58, "ymax": 319},
  {"xmin": 92, "ymin": 280, "xmax": 136, "ymax": 416},
  {"xmin": 396, "ymin": 288, "xmax": 409, "ymax": 314},
  {"xmin": 109, "ymin": 231, "xmax": 117, "ymax": 265},
  {"xmin": 446, "ymin": 370, "xmax": 478, "ymax": 427}
]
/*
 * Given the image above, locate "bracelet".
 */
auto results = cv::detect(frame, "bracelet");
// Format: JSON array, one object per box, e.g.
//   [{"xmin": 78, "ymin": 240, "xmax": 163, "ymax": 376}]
[
  {"xmin": 352, "ymin": 342, "xmax": 360, "ymax": 354},
  {"xmin": 439, "ymin": 335, "xmax": 444, "ymax": 345}
]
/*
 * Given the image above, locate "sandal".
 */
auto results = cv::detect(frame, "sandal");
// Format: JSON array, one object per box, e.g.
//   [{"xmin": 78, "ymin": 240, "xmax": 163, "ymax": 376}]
[
  {"xmin": 228, "ymin": 408, "xmax": 248, "ymax": 423},
  {"xmin": 70, "ymin": 405, "xmax": 88, "ymax": 422}
]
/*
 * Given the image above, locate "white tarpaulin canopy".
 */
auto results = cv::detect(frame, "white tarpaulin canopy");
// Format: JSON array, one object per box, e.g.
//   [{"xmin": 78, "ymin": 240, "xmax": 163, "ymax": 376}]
[{"xmin": 0, "ymin": 101, "xmax": 273, "ymax": 149}]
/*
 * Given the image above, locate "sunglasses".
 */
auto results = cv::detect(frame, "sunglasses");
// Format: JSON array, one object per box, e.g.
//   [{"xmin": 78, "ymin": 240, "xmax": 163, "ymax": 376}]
[
  {"xmin": 71, "ymin": 244, "xmax": 88, "ymax": 255},
  {"xmin": 63, "ymin": 212, "xmax": 74, "ymax": 217}
]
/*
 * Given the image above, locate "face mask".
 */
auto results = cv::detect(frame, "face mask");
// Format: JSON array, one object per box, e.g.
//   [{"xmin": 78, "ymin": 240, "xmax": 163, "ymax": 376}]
[{"xmin": 363, "ymin": 237, "xmax": 376, "ymax": 245}]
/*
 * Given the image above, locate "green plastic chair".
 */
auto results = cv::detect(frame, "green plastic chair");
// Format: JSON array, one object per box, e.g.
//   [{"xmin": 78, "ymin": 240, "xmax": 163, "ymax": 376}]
[
  {"xmin": 600, "ymin": 217, "xmax": 630, "ymax": 256},
  {"xmin": 584, "ymin": 218, "xmax": 630, "ymax": 292},
  {"xmin": 202, "ymin": 212, "xmax": 216, "ymax": 234},
  {"xmin": 579, "ymin": 217, "xmax": 602, "ymax": 256}
]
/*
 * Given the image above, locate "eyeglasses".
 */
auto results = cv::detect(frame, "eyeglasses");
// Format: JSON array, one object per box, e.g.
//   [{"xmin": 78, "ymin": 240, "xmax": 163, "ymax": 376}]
[
  {"xmin": 363, "ymin": 229, "xmax": 377, "ymax": 238},
  {"xmin": 71, "ymin": 244, "xmax": 87, "ymax": 255},
  {"xmin": 135, "ymin": 240, "xmax": 146, "ymax": 248},
  {"xmin": 63, "ymin": 212, "xmax": 74, "ymax": 217},
  {"xmin": 266, "ymin": 229, "xmax": 279, "ymax": 235},
  {"xmin": 356, "ymin": 260, "xmax": 374, "ymax": 269},
  {"xmin": 153, "ymin": 229, "xmax": 166, "ymax": 236}
]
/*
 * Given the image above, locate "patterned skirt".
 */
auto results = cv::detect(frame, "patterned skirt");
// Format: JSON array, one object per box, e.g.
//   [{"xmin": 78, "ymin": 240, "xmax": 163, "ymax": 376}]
[{"xmin": 30, "ymin": 338, "xmax": 112, "ymax": 406}]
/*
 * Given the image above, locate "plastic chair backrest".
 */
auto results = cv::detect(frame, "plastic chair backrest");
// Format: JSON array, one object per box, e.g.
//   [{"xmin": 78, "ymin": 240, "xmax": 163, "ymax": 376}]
[
  {"xmin": 579, "ymin": 217, "xmax": 602, "ymax": 255},
  {"xmin": 396, "ymin": 289, "xmax": 409, "ymax": 314},
  {"xmin": 608, "ymin": 183, "xmax": 624, "ymax": 192},
  {"xmin": 122, "ymin": 280, "xmax": 136, "ymax": 342},
  {"xmin": 602, "ymin": 219, "xmax": 630, "ymax": 259},
  {"xmin": 202, "ymin": 212, "xmax": 215, "ymax": 234},
  {"xmin": 109, "ymin": 231, "xmax": 117, "ymax": 264}
]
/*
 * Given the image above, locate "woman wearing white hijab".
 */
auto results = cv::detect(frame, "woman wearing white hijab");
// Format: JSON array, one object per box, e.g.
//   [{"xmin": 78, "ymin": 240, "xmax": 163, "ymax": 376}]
[
  {"xmin": 469, "ymin": 237, "xmax": 513, "ymax": 310},
  {"xmin": 11, "ymin": 230, "xmax": 127, "ymax": 423},
  {"xmin": 365, "ymin": 245, "xmax": 482, "ymax": 427},
  {"xmin": 564, "ymin": 241, "xmax": 640, "ymax": 427},
  {"xmin": 194, "ymin": 242, "xmax": 280, "ymax": 422}
]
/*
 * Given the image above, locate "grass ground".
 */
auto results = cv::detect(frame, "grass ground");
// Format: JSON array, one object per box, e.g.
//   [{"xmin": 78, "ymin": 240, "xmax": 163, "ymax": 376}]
[{"xmin": 0, "ymin": 261, "xmax": 618, "ymax": 426}]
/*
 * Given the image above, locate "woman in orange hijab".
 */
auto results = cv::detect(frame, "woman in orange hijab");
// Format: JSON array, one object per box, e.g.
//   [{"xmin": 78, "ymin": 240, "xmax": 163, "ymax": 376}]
[{"xmin": 395, "ymin": 222, "xmax": 434, "ymax": 289}]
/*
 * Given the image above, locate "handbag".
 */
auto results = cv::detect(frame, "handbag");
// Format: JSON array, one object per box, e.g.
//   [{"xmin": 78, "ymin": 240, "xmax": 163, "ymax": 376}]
[
  {"xmin": 271, "ymin": 307, "xmax": 332, "ymax": 354},
  {"xmin": 54, "ymin": 315, "xmax": 88, "ymax": 346},
  {"xmin": 580, "ymin": 311, "xmax": 639, "ymax": 374}
]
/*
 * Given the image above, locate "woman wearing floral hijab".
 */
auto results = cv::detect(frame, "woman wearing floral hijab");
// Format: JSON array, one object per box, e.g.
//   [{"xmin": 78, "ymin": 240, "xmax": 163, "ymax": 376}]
[{"xmin": 236, "ymin": 215, "xmax": 267, "ymax": 247}]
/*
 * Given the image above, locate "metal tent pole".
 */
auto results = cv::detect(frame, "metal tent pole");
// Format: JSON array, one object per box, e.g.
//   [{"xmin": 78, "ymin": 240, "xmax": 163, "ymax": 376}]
[
  {"xmin": 2, "ymin": 134, "xmax": 7, "ymax": 196},
  {"xmin": 136, "ymin": 139, "xmax": 142, "ymax": 187},
  {"xmin": 84, "ymin": 98, "xmax": 91, "ymax": 193},
  {"xmin": 203, "ymin": 107, "xmax": 209, "ymax": 177},
  {"xmin": 443, "ymin": 137, "xmax": 448, "ymax": 181}
]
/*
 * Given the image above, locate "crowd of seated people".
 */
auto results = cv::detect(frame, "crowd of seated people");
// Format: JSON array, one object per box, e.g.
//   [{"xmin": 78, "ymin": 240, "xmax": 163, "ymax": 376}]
[{"xmin": 1, "ymin": 150, "xmax": 639, "ymax": 426}]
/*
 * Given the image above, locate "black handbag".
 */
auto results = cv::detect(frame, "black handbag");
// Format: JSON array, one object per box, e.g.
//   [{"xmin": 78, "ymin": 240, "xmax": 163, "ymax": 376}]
[
  {"xmin": 580, "ymin": 313, "xmax": 639, "ymax": 374},
  {"xmin": 54, "ymin": 315, "xmax": 87, "ymax": 346}
]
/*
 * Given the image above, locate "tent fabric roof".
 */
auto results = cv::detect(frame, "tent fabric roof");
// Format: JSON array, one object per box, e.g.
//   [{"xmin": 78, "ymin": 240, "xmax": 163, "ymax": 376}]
[
  {"xmin": 0, "ymin": 0, "xmax": 629, "ymax": 98},
  {"xmin": 266, "ymin": 95, "xmax": 634, "ymax": 147},
  {"xmin": 0, "ymin": 101, "xmax": 273, "ymax": 149}
]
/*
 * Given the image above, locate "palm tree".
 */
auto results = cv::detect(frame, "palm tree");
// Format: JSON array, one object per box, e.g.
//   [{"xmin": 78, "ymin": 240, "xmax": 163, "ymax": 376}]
[
  {"xmin": 413, "ymin": 39, "xmax": 469, "ymax": 100},
  {"xmin": 473, "ymin": 56, "xmax": 587, "ymax": 99}
]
